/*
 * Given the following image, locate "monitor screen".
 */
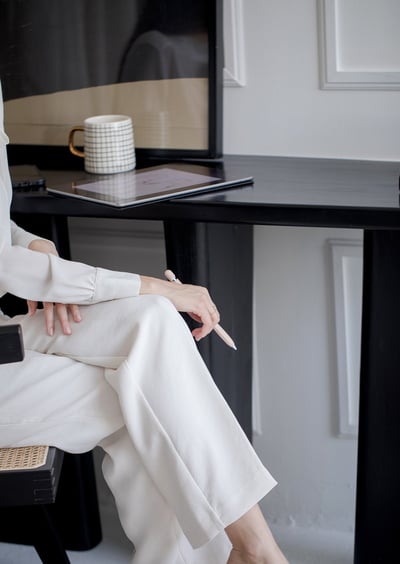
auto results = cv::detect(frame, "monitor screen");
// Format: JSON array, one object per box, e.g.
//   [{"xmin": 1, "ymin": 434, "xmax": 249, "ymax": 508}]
[{"xmin": 0, "ymin": 0, "xmax": 223, "ymax": 165}]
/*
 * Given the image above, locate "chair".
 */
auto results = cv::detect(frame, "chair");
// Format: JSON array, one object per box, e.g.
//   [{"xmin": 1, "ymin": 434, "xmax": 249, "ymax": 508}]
[{"xmin": 0, "ymin": 324, "xmax": 70, "ymax": 563}]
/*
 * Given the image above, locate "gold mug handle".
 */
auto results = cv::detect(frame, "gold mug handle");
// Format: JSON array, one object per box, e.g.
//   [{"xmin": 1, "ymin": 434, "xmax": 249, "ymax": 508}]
[{"xmin": 68, "ymin": 126, "xmax": 85, "ymax": 158}]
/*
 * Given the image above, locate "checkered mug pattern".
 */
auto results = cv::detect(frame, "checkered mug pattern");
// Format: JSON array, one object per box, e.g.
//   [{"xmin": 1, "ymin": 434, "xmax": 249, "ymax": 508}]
[{"xmin": 68, "ymin": 115, "xmax": 136, "ymax": 174}]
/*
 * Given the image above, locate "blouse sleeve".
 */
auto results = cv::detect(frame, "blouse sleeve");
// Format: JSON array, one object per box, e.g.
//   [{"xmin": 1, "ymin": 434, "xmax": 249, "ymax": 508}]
[
  {"xmin": 0, "ymin": 84, "xmax": 141, "ymax": 305},
  {"xmin": 10, "ymin": 220, "xmax": 50, "ymax": 249}
]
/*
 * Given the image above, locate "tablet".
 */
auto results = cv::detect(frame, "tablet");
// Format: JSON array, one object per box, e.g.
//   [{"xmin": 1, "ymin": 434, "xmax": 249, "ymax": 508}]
[{"xmin": 47, "ymin": 163, "xmax": 253, "ymax": 208}]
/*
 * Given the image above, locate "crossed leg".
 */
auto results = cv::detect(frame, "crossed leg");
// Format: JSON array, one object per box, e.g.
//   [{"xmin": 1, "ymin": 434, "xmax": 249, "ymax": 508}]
[{"xmin": 1, "ymin": 295, "xmax": 281, "ymax": 562}]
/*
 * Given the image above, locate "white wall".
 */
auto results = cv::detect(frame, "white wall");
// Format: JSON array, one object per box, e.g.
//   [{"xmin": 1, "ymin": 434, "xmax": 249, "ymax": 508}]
[
  {"xmin": 68, "ymin": 0, "xmax": 400, "ymax": 558},
  {"xmin": 252, "ymin": 226, "xmax": 359, "ymax": 533},
  {"xmin": 220, "ymin": 0, "xmax": 399, "ymax": 550},
  {"xmin": 224, "ymin": 0, "xmax": 400, "ymax": 160}
]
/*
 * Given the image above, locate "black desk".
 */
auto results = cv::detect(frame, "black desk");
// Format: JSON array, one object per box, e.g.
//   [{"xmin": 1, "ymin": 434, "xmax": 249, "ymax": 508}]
[{"xmin": 11, "ymin": 155, "xmax": 400, "ymax": 563}]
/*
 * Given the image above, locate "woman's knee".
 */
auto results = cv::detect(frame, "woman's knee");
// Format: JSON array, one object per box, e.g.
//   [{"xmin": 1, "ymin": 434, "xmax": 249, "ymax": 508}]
[
  {"xmin": 136, "ymin": 294, "xmax": 180, "ymax": 324},
  {"xmin": 113, "ymin": 294, "xmax": 181, "ymax": 328}
]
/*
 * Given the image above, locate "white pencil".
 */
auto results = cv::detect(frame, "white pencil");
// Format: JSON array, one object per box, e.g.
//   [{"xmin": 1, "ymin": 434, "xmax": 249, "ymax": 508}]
[{"xmin": 164, "ymin": 269, "xmax": 237, "ymax": 351}]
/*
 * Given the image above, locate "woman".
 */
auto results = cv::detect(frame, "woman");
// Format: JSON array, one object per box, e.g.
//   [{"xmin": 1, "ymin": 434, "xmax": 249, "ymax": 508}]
[{"xmin": 0, "ymin": 84, "xmax": 288, "ymax": 564}]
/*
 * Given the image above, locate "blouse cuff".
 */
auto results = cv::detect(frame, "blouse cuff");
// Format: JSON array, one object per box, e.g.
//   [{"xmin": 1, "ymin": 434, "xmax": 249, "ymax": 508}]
[{"xmin": 92, "ymin": 268, "xmax": 141, "ymax": 303}]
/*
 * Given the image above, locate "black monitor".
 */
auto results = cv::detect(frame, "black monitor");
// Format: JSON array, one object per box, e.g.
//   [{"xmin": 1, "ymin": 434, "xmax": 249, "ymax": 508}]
[{"xmin": 0, "ymin": 0, "xmax": 223, "ymax": 168}]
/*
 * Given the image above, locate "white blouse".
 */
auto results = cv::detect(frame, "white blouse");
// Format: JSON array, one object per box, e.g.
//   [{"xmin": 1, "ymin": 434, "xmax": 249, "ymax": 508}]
[{"xmin": 0, "ymin": 84, "xmax": 141, "ymax": 305}]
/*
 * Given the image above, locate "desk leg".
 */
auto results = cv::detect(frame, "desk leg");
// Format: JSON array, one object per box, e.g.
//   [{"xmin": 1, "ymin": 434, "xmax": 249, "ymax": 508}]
[
  {"xmin": 164, "ymin": 221, "xmax": 254, "ymax": 440},
  {"xmin": 355, "ymin": 229, "xmax": 400, "ymax": 563}
]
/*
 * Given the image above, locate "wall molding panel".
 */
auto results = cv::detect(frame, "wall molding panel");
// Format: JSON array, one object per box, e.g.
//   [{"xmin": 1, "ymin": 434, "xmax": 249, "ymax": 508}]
[
  {"xmin": 330, "ymin": 238, "xmax": 363, "ymax": 438},
  {"xmin": 318, "ymin": 0, "xmax": 400, "ymax": 90},
  {"xmin": 223, "ymin": 0, "xmax": 246, "ymax": 87}
]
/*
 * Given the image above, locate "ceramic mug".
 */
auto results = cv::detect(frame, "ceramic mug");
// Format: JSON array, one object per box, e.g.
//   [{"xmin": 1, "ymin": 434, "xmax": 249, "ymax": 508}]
[{"xmin": 68, "ymin": 115, "xmax": 136, "ymax": 174}]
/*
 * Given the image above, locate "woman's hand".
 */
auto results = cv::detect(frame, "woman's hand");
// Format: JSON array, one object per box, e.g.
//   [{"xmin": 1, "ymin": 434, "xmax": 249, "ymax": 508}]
[
  {"xmin": 139, "ymin": 275, "xmax": 220, "ymax": 341},
  {"xmin": 27, "ymin": 239, "xmax": 82, "ymax": 336}
]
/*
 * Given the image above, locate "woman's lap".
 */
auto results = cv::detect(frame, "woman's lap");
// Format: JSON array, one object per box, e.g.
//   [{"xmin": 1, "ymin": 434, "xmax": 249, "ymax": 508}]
[
  {"xmin": 0, "ymin": 295, "xmax": 183, "ymax": 450},
  {"xmin": 10, "ymin": 294, "xmax": 178, "ymax": 369}
]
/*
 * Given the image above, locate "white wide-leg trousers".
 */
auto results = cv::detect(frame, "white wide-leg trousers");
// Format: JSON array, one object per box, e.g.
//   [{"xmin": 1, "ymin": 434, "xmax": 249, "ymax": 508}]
[{"xmin": 0, "ymin": 295, "xmax": 276, "ymax": 563}]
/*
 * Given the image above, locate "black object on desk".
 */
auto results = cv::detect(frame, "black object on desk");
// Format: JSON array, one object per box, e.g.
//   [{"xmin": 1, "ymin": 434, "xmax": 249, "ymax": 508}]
[
  {"xmin": 9, "ymin": 164, "xmax": 46, "ymax": 192},
  {"xmin": 10, "ymin": 155, "xmax": 400, "ymax": 564}
]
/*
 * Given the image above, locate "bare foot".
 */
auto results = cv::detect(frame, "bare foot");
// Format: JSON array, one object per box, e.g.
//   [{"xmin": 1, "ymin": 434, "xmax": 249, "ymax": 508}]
[
  {"xmin": 227, "ymin": 547, "xmax": 289, "ymax": 564},
  {"xmin": 225, "ymin": 505, "xmax": 289, "ymax": 564},
  {"xmin": 227, "ymin": 546, "xmax": 288, "ymax": 564}
]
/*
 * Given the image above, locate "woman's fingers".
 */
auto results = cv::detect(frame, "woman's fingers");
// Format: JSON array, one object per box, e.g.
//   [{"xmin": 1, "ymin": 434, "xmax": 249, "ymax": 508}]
[
  {"xmin": 69, "ymin": 304, "xmax": 82, "ymax": 324},
  {"xmin": 43, "ymin": 302, "xmax": 55, "ymax": 336},
  {"xmin": 43, "ymin": 302, "xmax": 82, "ymax": 336},
  {"xmin": 55, "ymin": 303, "xmax": 73, "ymax": 335},
  {"xmin": 27, "ymin": 300, "xmax": 38, "ymax": 316},
  {"xmin": 182, "ymin": 290, "xmax": 220, "ymax": 340}
]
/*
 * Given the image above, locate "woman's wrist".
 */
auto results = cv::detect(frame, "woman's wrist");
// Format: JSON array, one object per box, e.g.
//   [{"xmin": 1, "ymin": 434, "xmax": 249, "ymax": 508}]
[{"xmin": 139, "ymin": 275, "xmax": 171, "ymax": 297}]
